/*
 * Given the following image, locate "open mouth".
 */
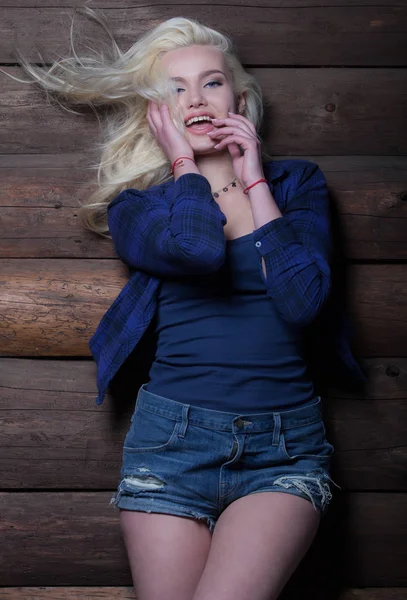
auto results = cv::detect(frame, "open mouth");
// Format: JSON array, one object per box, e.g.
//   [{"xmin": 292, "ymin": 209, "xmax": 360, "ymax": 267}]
[
  {"xmin": 184, "ymin": 115, "xmax": 216, "ymax": 135},
  {"xmin": 186, "ymin": 121, "xmax": 215, "ymax": 135}
]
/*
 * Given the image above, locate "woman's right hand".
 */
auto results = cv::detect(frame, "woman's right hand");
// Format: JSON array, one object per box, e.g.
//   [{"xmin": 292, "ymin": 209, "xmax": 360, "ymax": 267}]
[{"xmin": 147, "ymin": 101, "xmax": 194, "ymax": 164}]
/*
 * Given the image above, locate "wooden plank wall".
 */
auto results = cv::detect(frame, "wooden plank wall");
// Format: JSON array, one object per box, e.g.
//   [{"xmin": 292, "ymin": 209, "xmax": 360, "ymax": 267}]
[{"xmin": 1, "ymin": 1, "xmax": 407, "ymax": 598}]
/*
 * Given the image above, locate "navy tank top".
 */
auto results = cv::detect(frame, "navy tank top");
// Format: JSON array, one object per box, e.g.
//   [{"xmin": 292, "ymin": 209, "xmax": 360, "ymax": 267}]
[{"xmin": 147, "ymin": 232, "xmax": 316, "ymax": 412}]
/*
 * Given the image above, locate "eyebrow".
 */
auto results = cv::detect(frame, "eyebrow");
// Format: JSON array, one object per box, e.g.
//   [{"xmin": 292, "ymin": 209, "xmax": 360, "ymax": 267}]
[{"xmin": 170, "ymin": 69, "xmax": 226, "ymax": 82}]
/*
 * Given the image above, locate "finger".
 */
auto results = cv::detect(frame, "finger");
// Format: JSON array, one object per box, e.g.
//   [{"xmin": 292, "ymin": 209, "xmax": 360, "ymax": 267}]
[
  {"xmin": 228, "ymin": 112, "xmax": 257, "ymax": 135},
  {"xmin": 233, "ymin": 117, "xmax": 256, "ymax": 137},
  {"xmin": 159, "ymin": 103, "xmax": 174, "ymax": 130},
  {"xmin": 146, "ymin": 102, "xmax": 157, "ymax": 135},
  {"xmin": 213, "ymin": 115, "xmax": 254, "ymax": 135},
  {"xmin": 161, "ymin": 103, "xmax": 186, "ymax": 137},
  {"xmin": 214, "ymin": 133, "xmax": 258, "ymax": 151},
  {"xmin": 149, "ymin": 101, "xmax": 162, "ymax": 131},
  {"xmin": 211, "ymin": 118, "xmax": 252, "ymax": 136},
  {"xmin": 228, "ymin": 142, "xmax": 241, "ymax": 161},
  {"xmin": 208, "ymin": 126, "xmax": 255, "ymax": 139}
]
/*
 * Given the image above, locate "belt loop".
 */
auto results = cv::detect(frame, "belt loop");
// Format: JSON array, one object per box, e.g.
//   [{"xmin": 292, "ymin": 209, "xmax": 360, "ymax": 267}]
[
  {"xmin": 179, "ymin": 404, "xmax": 189, "ymax": 438},
  {"xmin": 272, "ymin": 413, "xmax": 281, "ymax": 446}
]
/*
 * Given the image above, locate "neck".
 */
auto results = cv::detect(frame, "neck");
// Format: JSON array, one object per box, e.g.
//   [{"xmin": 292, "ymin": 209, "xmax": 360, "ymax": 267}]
[{"xmin": 194, "ymin": 150, "xmax": 237, "ymax": 191}]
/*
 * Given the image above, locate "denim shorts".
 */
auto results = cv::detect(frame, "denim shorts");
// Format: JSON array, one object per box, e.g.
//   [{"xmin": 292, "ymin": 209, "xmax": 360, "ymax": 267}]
[{"xmin": 110, "ymin": 384, "xmax": 340, "ymax": 532}]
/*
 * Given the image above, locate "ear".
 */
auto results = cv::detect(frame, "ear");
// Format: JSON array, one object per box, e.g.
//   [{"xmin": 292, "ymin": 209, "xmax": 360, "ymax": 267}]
[{"xmin": 237, "ymin": 93, "xmax": 246, "ymax": 114}]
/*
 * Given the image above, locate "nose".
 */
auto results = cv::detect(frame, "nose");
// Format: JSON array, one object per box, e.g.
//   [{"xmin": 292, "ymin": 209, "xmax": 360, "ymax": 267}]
[{"xmin": 186, "ymin": 86, "xmax": 207, "ymax": 108}]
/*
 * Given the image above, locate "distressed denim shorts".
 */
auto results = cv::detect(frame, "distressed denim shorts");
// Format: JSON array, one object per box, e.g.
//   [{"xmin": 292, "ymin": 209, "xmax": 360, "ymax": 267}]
[{"xmin": 110, "ymin": 384, "xmax": 340, "ymax": 532}]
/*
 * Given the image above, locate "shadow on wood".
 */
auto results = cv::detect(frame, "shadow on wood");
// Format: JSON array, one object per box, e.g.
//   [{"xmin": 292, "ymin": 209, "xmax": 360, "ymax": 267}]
[
  {"xmin": 280, "ymin": 493, "xmax": 350, "ymax": 600},
  {"xmin": 304, "ymin": 184, "xmax": 367, "ymax": 397}
]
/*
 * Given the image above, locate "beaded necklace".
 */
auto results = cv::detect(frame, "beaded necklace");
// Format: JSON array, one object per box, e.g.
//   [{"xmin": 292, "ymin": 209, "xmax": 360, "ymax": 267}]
[{"xmin": 212, "ymin": 177, "xmax": 238, "ymax": 199}]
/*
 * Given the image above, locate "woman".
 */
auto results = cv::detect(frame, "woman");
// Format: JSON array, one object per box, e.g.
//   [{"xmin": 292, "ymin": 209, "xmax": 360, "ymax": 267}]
[
  {"xmin": 7, "ymin": 9, "xmax": 366, "ymax": 600},
  {"xmin": 98, "ymin": 26, "xmax": 337, "ymax": 600}
]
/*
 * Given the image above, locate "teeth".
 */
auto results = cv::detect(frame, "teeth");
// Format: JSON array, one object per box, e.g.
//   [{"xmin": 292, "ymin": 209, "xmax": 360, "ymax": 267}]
[{"xmin": 185, "ymin": 115, "xmax": 213, "ymax": 126}]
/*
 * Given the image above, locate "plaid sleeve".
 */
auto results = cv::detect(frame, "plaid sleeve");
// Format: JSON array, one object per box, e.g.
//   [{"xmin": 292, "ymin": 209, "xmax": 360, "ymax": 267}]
[
  {"xmin": 253, "ymin": 162, "xmax": 333, "ymax": 326},
  {"xmin": 107, "ymin": 173, "xmax": 227, "ymax": 277}
]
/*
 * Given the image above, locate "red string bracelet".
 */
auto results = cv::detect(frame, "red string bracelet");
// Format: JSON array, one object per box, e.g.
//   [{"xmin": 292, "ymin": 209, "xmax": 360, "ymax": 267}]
[
  {"xmin": 243, "ymin": 178, "xmax": 268, "ymax": 194},
  {"xmin": 171, "ymin": 156, "xmax": 196, "ymax": 175}
]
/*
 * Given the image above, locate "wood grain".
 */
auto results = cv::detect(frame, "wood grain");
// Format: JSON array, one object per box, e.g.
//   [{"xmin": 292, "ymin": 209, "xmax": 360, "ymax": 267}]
[
  {"xmin": 0, "ymin": 261, "xmax": 405, "ymax": 356},
  {"xmin": 1, "ymin": 155, "xmax": 406, "ymax": 260},
  {"xmin": 0, "ymin": 2, "xmax": 406, "ymax": 595},
  {"xmin": 0, "ymin": 358, "xmax": 406, "ymax": 490},
  {"xmin": 1, "ymin": 4, "xmax": 406, "ymax": 65},
  {"xmin": 1, "ymin": 588, "xmax": 407, "ymax": 600},
  {"xmin": 3, "ymin": 356, "xmax": 406, "ymax": 402},
  {"xmin": 1, "ymin": 67, "xmax": 406, "ymax": 156},
  {"xmin": 2, "ymin": 0, "xmax": 407, "ymax": 7},
  {"xmin": 0, "ymin": 258, "xmax": 127, "ymax": 356},
  {"xmin": 0, "ymin": 491, "xmax": 406, "ymax": 587}
]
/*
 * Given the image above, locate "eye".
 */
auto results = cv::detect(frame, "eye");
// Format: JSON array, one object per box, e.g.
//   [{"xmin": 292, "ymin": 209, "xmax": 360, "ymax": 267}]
[
  {"xmin": 174, "ymin": 80, "xmax": 223, "ymax": 93},
  {"xmin": 205, "ymin": 80, "xmax": 223, "ymax": 88}
]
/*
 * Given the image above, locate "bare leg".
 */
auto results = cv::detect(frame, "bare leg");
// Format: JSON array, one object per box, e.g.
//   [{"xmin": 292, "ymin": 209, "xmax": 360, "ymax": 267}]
[
  {"xmin": 120, "ymin": 509, "xmax": 212, "ymax": 600},
  {"xmin": 192, "ymin": 491, "xmax": 321, "ymax": 600}
]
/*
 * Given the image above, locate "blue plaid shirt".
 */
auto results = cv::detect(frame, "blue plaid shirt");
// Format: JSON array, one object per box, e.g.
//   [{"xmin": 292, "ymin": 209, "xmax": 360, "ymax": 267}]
[{"xmin": 89, "ymin": 159, "xmax": 367, "ymax": 405}]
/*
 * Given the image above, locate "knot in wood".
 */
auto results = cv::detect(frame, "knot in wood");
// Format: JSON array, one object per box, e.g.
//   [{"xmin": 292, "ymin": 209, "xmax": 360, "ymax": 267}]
[{"xmin": 386, "ymin": 365, "xmax": 400, "ymax": 378}]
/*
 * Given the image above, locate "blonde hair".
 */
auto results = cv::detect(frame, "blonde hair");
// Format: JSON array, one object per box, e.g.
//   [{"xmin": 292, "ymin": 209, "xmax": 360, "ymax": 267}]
[{"xmin": 4, "ymin": 7, "xmax": 270, "ymax": 236}]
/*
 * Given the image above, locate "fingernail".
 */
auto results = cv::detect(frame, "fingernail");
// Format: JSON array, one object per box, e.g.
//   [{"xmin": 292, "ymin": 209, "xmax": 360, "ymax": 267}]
[
  {"xmin": 228, "ymin": 111, "xmax": 235, "ymax": 114},
  {"xmin": 214, "ymin": 143, "xmax": 220, "ymax": 148}
]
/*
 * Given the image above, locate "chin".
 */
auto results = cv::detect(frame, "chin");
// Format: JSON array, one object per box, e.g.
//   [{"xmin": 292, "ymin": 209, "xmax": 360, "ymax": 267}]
[
  {"xmin": 193, "ymin": 146, "xmax": 220, "ymax": 157},
  {"xmin": 188, "ymin": 138, "xmax": 217, "ymax": 153}
]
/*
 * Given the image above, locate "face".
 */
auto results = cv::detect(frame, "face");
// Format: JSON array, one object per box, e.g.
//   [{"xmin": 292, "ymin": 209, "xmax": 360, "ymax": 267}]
[{"xmin": 159, "ymin": 44, "xmax": 244, "ymax": 155}]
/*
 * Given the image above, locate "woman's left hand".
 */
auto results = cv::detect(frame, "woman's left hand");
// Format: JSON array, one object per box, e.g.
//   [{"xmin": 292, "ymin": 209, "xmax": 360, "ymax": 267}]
[{"xmin": 208, "ymin": 113, "xmax": 265, "ymax": 188}]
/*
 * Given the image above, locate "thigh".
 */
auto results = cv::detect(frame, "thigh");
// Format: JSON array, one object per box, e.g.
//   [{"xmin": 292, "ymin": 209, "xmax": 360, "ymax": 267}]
[
  {"xmin": 192, "ymin": 491, "xmax": 320, "ymax": 600},
  {"xmin": 120, "ymin": 509, "xmax": 212, "ymax": 600}
]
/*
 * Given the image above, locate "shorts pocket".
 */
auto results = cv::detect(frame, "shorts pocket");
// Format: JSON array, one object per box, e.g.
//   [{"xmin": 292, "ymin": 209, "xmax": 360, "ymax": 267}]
[
  {"xmin": 280, "ymin": 417, "xmax": 335, "ymax": 461},
  {"xmin": 124, "ymin": 406, "xmax": 181, "ymax": 453}
]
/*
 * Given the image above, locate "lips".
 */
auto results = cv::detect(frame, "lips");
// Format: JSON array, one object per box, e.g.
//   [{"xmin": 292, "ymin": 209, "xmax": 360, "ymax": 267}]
[{"xmin": 186, "ymin": 121, "xmax": 215, "ymax": 135}]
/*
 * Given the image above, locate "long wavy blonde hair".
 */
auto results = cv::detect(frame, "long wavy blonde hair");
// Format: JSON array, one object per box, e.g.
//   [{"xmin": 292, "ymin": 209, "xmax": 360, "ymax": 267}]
[{"xmin": 4, "ymin": 7, "xmax": 270, "ymax": 236}]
